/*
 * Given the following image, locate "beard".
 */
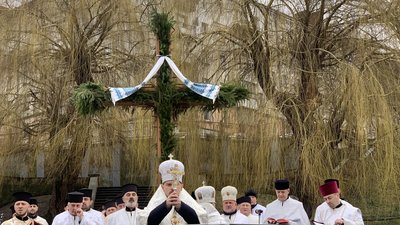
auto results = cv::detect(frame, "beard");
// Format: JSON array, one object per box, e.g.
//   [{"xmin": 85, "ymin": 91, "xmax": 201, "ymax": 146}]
[
  {"xmin": 125, "ymin": 199, "xmax": 137, "ymax": 208},
  {"xmin": 81, "ymin": 203, "xmax": 90, "ymax": 211}
]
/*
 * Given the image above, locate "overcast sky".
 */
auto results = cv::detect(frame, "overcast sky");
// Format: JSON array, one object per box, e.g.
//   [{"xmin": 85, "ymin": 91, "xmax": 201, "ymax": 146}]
[{"xmin": 0, "ymin": 0, "xmax": 28, "ymax": 8}]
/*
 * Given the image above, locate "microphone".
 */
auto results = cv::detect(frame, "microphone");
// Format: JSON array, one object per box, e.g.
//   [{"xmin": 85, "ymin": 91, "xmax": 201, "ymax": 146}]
[
  {"xmin": 255, "ymin": 209, "xmax": 263, "ymax": 215},
  {"xmin": 255, "ymin": 209, "xmax": 263, "ymax": 224}
]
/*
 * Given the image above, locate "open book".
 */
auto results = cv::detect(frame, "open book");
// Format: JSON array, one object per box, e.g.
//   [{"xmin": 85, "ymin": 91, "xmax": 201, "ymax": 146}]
[{"xmin": 267, "ymin": 218, "xmax": 290, "ymax": 224}]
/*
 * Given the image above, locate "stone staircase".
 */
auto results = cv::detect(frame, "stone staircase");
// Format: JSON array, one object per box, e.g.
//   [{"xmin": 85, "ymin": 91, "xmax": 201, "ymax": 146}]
[{"xmin": 94, "ymin": 186, "xmax": 154, "ymax": 210}]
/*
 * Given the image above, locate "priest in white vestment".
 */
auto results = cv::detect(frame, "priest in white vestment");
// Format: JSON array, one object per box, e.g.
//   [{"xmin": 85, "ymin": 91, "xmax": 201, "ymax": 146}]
[
  {"xmin": 79, "ymin": 188, "xmax": 105, "ymax": 225},
  {"xmin": 314, "ymin": 181, "xmax": 364, "ymax": 225},
  {"xmin": 264, "ymin": 180, "xmax": 310, "ymax": 225},
  {"xmin": 52, "ymin": 192, "xmax": 96, "ymax": 225},
  {"xmin": 106, "ymin": 184, "xmax": 143, "ymax": 225},
  {"xmin": 1, "ymin": 192, "xmax": 38, "ymax": 225},
  {"xmin": 103, "ymin": 200, "xmax": 117, "ymax": 217},
  {"xmin": 115, "ymin": 196, "xmax": 125, "ymax": 210},
  {"xmin": 237, "ymin": 196, "xmax": 259, "ymax": 224},
  {"xmin": 244, "ymin": 189, "xmax": 266, "ymax": 221},
  {"xmin": 137, "ymin": 156, "xmax": 208, "ymax": 225},
  {"xmin": 194, "ymin": 183, "xmax": 227, "ymax": 224},
  {"xmin": 28, "ymin": 198, "xmax": 48, "ymax": 225},
  {"xmin": 220, "ymin": 186, "xmax": 250, "ymax": 224}
]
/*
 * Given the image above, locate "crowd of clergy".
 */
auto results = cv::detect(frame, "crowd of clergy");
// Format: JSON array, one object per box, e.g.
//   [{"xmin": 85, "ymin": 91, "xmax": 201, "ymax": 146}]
[{"xmin": 1, "ymin": 157, "xmax": 364, "ymax": 225}]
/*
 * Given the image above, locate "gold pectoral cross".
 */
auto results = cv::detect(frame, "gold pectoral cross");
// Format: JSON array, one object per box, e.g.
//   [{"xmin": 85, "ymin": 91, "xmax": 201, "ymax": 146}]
[{"xmin": 171, "ymin": 213, "xmax": 181, "ymax": 225}]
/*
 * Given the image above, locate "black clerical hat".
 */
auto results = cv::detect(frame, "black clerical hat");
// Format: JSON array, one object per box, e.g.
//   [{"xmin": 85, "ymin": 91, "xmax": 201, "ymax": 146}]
[
  {"xmin": 245, "ymin": 189, "xmax": 257, "ymax": 197},
  {"xmin": 121, "ymin": 183, "xmax": 138, "ymax": 195},
  {"xmin": 236, "ymin": 196, "xmax": 251, "ymax": 205},
  {"xmin": 29, "ymin": 198, "xmax": 38, "ymax": 205},
  {"xmin": 115, "ymin": 195, "xmax": 124, "ymax": 205},
  {"xmin": 104, "ymin": 200, "xmax": 117, "ymax": 210},
  {"xmin": 13, "ymin": 191, "xmax": 32, "ymax": 203},
  {"xmin": 274, "ymin": 179, "xmax": 289, "ymax": 190},
  {"xmin": 78, "ymin": 188, "xmax": 93, "ymax": 198},
  {"xmin": 67, "ymin": 191, "xmax": 83, "ymax": 203}
]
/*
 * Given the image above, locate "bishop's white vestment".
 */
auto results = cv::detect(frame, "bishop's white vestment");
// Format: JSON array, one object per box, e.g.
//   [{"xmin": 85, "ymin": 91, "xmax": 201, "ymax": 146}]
[
  {"xmin": 137, "ymin": 185, "xmax": 208, "ymax": 225},
  {"xmin": 199, "ymin": 203, "xmax": 227, "ymax": 224}
]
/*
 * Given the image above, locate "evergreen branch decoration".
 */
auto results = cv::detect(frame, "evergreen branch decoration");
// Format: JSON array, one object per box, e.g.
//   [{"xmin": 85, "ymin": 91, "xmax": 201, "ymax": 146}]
[
  {"xmin": 71, "ymin": 11, "xmax": 250, "ymax": 162},
  {"xmin": 211, "ymin": 83, "xmax": 250, "ymax": 109},
  {"xmin": 149, "ymin": 11, "xmax": 174, "ymax": 56},
  {"xmin": 72, "ymin": 82, "xmax": 250, "ymax": 116},
  {"xmin": 149, "ymin": 10, "xmax": 176, "ymax": 160},
  {"xmin": 72, "ymin": 82, "xmax": 109, "ymax": 116}
]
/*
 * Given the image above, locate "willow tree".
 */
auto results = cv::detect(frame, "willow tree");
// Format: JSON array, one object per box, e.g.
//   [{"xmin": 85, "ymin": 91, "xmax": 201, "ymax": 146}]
[
  {"xmin": 181, "ymin": 0, "xmax": 400, "ymax": 218},
  {"xmin": 0, "ymin": 0, "xmax": 154, "ymax": 216}
]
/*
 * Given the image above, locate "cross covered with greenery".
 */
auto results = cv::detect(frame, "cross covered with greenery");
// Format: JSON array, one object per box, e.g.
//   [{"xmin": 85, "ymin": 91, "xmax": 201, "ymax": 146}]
[{"xmin": 72, "ymin": 11, "xmax": 250, "ymax": 161}]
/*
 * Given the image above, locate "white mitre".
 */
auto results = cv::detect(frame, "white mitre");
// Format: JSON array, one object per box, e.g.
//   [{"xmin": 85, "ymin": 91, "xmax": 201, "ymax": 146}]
[
  {"xmin": 195, "ymin": 182, "xmax": 216, "ymax": 204},
  {"xmin": 159, "ymin": 154, "xmax": 185, "ymax": 183},
  {"xmin": 221, "ymin": 185, "xmax": 237, "ymax": 201}
]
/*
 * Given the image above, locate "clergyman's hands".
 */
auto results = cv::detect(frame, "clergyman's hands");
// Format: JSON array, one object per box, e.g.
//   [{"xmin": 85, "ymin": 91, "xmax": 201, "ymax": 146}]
[
  {"xmin": 334, "ymin": 218, "xmax": 344, "ymax": 225},
  {"xmin": 76, "ymin": 208, "xmax": 84, "ymax": 221},
  {"xmin": 166, "ymin": 190, "xmax": 182, "ymax": 210}
]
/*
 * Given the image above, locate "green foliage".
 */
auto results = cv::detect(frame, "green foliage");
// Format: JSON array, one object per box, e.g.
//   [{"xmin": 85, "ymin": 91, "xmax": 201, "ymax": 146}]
[
  {"xmin": 149, "ymin": 11, "xmax": 174, "ymax": 56},
  {"xmin": 212, "ymin": 83, "xmax": 250, "ymax": 109},
  {"xmin": 70, "ymin": 12, "xmax": 250, "ymax": 162},
  {"xmin": 72, "ymin": 82, "xmax": 250, "ymax": 116},
  {"xmin": 72, "ymin": 82, "xmax": 109, "ymax": 116}
]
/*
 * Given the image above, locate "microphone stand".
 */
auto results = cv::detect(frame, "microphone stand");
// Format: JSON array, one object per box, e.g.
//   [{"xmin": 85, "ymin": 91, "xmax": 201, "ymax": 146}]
[{"xmin": 255, "ymin": 209, "xmax": 263, "ymax": 224}]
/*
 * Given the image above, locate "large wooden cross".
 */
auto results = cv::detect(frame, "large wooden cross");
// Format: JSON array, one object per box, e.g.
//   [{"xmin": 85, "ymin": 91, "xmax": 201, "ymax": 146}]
[{"xmin": 73, "ymin": 11, "xmax": 249, "ymax": 184}]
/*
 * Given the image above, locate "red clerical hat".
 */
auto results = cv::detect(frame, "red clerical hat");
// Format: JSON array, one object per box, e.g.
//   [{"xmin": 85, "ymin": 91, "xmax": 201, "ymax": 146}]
[{"xmin": 319, "ymin": 181, "xmax": 339, "ymax": 196}]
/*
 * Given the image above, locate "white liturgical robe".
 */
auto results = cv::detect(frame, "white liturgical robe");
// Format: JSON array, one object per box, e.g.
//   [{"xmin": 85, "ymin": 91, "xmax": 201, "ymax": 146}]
[
  {"xmin": 1, "ymin": 216, "xmax": 35, "ymax": 225},
  {"xmin": 199, "ymin": 203, "xmax": 227, "ymax": 224},
  {"xmin": 314, "ymin": 200, "xmax": 364, "ymax": 225},
  {"xmin": 264, "ymin": 197, "xmax": 310, "ymax": 225},
  {"xmin": 86, "ymin": 208, "xmax": 105, "ymax": 225},
  {"xmin": 221, "ymin": 211, "xmax": 250, "ymax": 224},
  {"xmin": 251, "ymin": 203, "xmax": 266, "ymax": 218},
  {"xmin": 106, "ymin": 207, "xmax": 142, "ymax": 225},
  {"xmin": 32, "ymin": 215, "xmax": 48, "ymax": 225},
  {"xmin": 51, "ymin": 211, "xmax": 96, "ymax": 225}
]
